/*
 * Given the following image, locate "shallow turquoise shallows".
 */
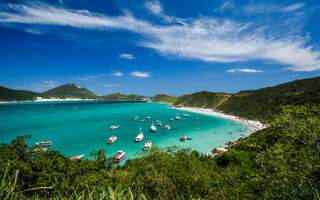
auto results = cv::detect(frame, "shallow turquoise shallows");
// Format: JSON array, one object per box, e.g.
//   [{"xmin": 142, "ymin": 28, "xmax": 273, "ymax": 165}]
[{"xmin": 0, "ymin": 101, "xmax": 250, "ymax": 162}]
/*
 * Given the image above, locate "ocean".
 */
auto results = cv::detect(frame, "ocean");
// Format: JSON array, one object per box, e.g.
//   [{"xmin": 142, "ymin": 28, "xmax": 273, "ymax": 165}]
[{"xmin": 0, "ymin": 101, "xmax": 251, "ymax": 162}]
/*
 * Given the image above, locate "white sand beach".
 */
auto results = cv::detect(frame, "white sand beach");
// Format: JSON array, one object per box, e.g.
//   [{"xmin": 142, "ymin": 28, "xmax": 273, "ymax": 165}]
[{"xmin": 172, "ymin": 106, "xmax": 267, "ymax": 133}]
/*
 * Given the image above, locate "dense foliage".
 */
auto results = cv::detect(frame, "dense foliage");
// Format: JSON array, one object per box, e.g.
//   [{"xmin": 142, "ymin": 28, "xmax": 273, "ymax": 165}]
[
  {"xmin": 99, "ymin": 93, "xmax": 149, "ymax": 101},
  {"xmin": 173, "ymin": 91, "xmax": 230, "ymax": 108},
  {"xmin": 41, "ymin": 83, "xmax": 96, "ymax": 99},
  {"xmin": 218, "ymin": 76, "xmax": 320, "ymax": 121},
  {"xmin": 1, "ymin": 104, "xmax": 319, "ymax": 199},
  {"xmin": 151, "ymin": 94, "xmax": 179, "ymax": 103},
  {"xmin": 0, "ymin": 86, "xmax": 39, "ymax": 101}
]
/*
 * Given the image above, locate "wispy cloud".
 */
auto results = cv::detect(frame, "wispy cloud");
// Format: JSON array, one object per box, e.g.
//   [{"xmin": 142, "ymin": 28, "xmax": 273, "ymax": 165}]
[
  {"xmin": 226, "ymin": 68, "xmax": 263, "ymax": 73},
  {"xmin": 103, "ymin": 84, "xmax": 120, "ymax": 87},
  {"xmin": 214, "ymin": 1, "xmax": 234, "ymax": 13},
  {"xmin": 110, "ymin": 71, "xmax": 123, "ymax": 77},
  {"xmin": 145, "ymin": 0, "xmax": 162, "ymax": 15},
  {"xmin": 76, "ymin": 75, "xmax": 98, "ymax": 81},
  {"xmin": 119, "ymin": 54, "xmax": 135, "ymax": 60},
  {"xmin": 130, "ymin": 71, "xmax": 151, "ymax": 78},
  {"xmin": 0, "ymin": 2, "xmax": 319, "ymax": 71}
]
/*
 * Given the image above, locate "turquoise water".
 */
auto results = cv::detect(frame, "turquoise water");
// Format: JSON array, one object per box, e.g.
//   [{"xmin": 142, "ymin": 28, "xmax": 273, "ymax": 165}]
[{"xmin": 0, "ymin": 101, "xmax": 250, "ymax": 162}]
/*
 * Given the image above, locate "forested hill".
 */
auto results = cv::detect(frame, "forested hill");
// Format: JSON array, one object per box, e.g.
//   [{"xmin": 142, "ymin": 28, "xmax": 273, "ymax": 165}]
[
  {"xmin": 99, "ymin": 93, "xmax": 150, "ymax": 101},
  {"xmin": 151, "ymin": 94, "xmax": 179, "ymax": 103},
  {"xmin": 0, "ymin": 86, "xmax": 39, "ymax": 101},
  {"xmin": 218, "ymin": 76, "xmax": 320, "ymax": 121},
  {"xmin": 41, "ymin": 83, "xmax": 96, "ymax": 99}
]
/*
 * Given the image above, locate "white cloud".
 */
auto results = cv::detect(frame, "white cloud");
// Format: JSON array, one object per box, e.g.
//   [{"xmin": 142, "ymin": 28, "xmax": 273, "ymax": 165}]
[
  {"xmin": 34, "ymin": 80, "xmax": 58, "ymax": 88},
  {"xmin": 103, "ymin": 84, "xmax": 120, "ymax": 87},
  {"xmin": 130, "ymin": 71, "xmax": 151, "ymax": 77},
  {"xmin": 119, "ymin": 54, "xmax": 135, "ymax": 60},
  {"xmin": 227, "ymin": 68, "xmax": 263, "ymax": 73},
  {"xmin": 110, "ymin": 71, "xmax": 123, "ymax": 77},
  {"xmin": 0, "ymin": 2, "xmax": 319, "ymax": 71},
  {"xmin": 76, "ymin": 75, "xmax": 98, "ymax": 81},
  {"xmin": 283, "ymin": 3, "xmax": 305, "ymax": 12},
  {"xmin": 214, "ymin": 1, "xmax": 234, "ymax": 13},
  {"xmin": 145, "ymin": 0, "xmax": 162, "ymax": 15}
]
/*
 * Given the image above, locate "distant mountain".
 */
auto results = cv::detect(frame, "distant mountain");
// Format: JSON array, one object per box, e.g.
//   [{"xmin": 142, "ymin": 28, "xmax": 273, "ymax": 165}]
[
  {"xmin": 0, "ymin": 86, "xmax": 39, "ymax": 101},
  {"xmin": 151, "ymin": 94, "xmax": 178, "ymax": 103},
  {"xmin": 173, "ymin": 91, "xmax": 231, "ymax": 108},
  {"xmin": 99, "ymin": 93, "xmax": 149, "ymax": 101},
  {"xmin": 41, "ymin": 83, "xmax": 96, "ymax": 99},
  {"xmin": 218, "ymin": 76, "xmax": 320, "ymax": 121}
]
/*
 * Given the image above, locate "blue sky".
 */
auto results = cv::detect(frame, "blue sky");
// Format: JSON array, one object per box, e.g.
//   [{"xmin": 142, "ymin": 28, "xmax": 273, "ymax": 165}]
[{"xmin": 0, "ymin": 0, "xmax": 320, "ymax": 96}]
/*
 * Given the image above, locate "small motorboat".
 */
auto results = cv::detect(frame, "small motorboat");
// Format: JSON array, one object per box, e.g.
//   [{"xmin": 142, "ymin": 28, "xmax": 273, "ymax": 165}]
[
  {"xmin": 183, "ymin": 114, "xmax": 189, "ymax": 117},
  {"xmin": 110, "ymin": 125, "xmax": 120, "ymax": 130},
  {"xmin": 71, "ymin": 154, "xmax": 85, "ymax": 160},
  {"xmin": 145, "ymin": 116, "xmax": 150, "ymax": 119},
  {"xmin": 108, "ymin": 136, "xmax": 117, "ymax": 144},
  {"xmin": 187, "ymin": 138, "xmax": 192, "ymax": 140},
  {"xmin": 135, "ymin": 128, "xmax": 144, "ymax": 142},
  {"xmin": 156, "ymin": 120, "xmax": 162, "ymax": 123},
  {"xmin": 229, "ymin": 132, "xmax": 232, "ymax": 134},
  {"xmin": 157, "ymin": 123, "xmax": 162, "ymax": 126},
  {"xmin": 132, "ymin": 116, "xmax": 139, "ymax": 120},
  {"xmin": 150, "ymin": 123, "xmax": 157, "ymax": 132},
  {"xmin": 194, "ymin": 118, "xmax": 199, "ymax": 120},
  {"xmin": 35, "ymin": 140, "xmax": 52, "ymax": 146},
  {"xmin": 114, "ymin": 150, "xmax": 126, "ymax": 163},
  {"xmin": 142, "ymin": 141, "xmax": 152, "ymax": 151},
  {"xmin": 163, "ymin": 125, "xmax": 170, "ymax": 130},
  {"xmin": 230, "ymin": 122, "xmax": 235, "ymax": 125},
  {"xmin": 175, "ymin": 114, "xmax": 181, "ymax": 120},
  {"xmin": 30, "ymin": 147, "xmax": 48, "ymax": 156},
  {"xmin": 170, "ymin": 118, "xmax": 174, "ymax": 122},
  {"xmin": 180, "ymin": 134, "xmax": 187, "ymax": 141},
  {"xmin": 141, "ymin": 119, "xmax": 146, "ymax": 122}
]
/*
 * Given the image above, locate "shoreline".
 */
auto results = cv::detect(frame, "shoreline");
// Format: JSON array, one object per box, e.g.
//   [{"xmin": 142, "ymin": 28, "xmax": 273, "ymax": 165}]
[
  {"xmin": 0, "ymin": 99, "xmax": 97, "ymax": 104},
  {"xmin": 171, "ymin": 106, "xmax": 267, "ymax": 133}
]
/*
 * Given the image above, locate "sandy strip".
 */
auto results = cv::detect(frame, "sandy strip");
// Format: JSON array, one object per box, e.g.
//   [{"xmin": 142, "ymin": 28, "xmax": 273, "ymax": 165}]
[{"xmin": 172, "ymin": 107, "xmax": 267, "ymax": 133}]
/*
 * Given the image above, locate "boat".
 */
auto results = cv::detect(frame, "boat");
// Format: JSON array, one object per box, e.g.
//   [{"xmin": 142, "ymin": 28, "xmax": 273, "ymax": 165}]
[
  {"xmin": 175, "ymin": 114, "xmax": 181, "ymax": 120},
  {"xmin": 35, "ymin": 140, "xmax": 52, "ymax": 146},
  {"xmin": 30, "ymin": 147, "xmax": 48, "ymax": 156},
  {"xmin": 108, "ymin": 136, "xmax": 117, "ymax": 144},
  {"xmin": 132, "ymin": 116, "xmax": 139, "ymax": 120},
  {"xmin": 150, "ymin": 122, "xmax": 157, "ymax": 132},
  {"xmin": 145, "ymin": 116, "xmax": 150, "ymax": 119},
  {"xmin": 135, "ymin": 128, "xmax": 144, "ymax": 142},
  {"xmin": 141, "ymin": 119, "xmax": 146, "ymax": 122},
  {"xmin": 157, "ymin": 123, "xmax": 162, "ymax": 126},
  {"xmin": 187, "ymin": 138, "xmax": 192, "ymax": 140},
  {"xmin": 180, "ymin": 134, "xmax": 187, "ymax": 141},
  {"xmin": 110, "ymin": 125, "xmax": 120, "ymax": 130},
  {"xmin": 71, "ymin": 154, "xmax": 85, "ymax": 160},
  {"xmin": 170, "ymin": 118, "xmax": 174, "ymax": 122},
  {"xmin": 194, "ymin": 117, "xmax": 199, "ymax": 120},
  {"xmin": 114, "ymin": 150, "xmax": 126, "ymax": 163},
  {"xmin": 163, "ymin": 125, "xmax": 170, "ymax": 130},
  {"xmin": 156, "ymin": 120, "xmax": 162, "ymax": 123},
  {"xmin": 143, "ymin": 141, "xmax": 152, "ymax": 151},
  {"xmin": 230, "ymin": 122, "xmax": 235, "ymax": 125},
  {"xmin": 183, "ymin": 114, "xmax": 189, "ymax": 117}
]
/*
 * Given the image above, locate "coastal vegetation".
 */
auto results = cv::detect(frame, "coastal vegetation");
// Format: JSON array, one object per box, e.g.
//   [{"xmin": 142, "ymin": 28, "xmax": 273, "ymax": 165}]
[
  {"xmin": 0, "ymin": 86, "xmax": 39, "ymax": 101},
  {"xmin": 151, "ymin": 94, "xmax": 179, "ymax": 103},
  {"xmin": 1, "ymin": 104, "xmax": 319, "ymax": 199},
  {"xmin": 99, "ymin": 93, "xmax": 150, "ymax": 101}
]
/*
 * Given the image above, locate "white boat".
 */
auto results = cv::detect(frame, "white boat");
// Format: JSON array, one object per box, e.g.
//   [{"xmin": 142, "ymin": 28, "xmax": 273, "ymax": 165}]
[
  {"xmin": 145, "ymin": 116, "xmax": 150, "ymax": 119},
  {"xmin": 36, "ymin": 140, "xmax": 52, "ymax": 146},
  {"xmin": 157, "ymin": 123, "xmax": 162, "ymax": 126},
  {"xmin": 156, "ymin": 120, "xmax": 162, "ymax": 123},
  {"xmin": 150, "ymin": 122, "xmax": 157, "ymax": 132},
  {"xmin": 71, "ymin": 154, "xmax": 85, "ymax": 160},
  {"xmin": 110, "ymin": 125, "xmax": 119, "ymax": 130},
  {"xmin": 108, "ymin": 136, "xmax": 117, "ymax": 144},
  {"xmin": 132, "ymin": 116, "xmax": 139, "ymax": 120},
  {"xmin": 182, "ymin": 114, "xmax": 189, "ymax": 117},
  {"xmin": 170, "ymin": 118, "xmax": 174, "ymax": 122},
  {"xmin": 135, "ymin": 128, "xmax": 144, "ymax": 142},
  {"xmin": 164, "ymin": 125, "xmax": 170, "ymax": 130},
  {"xmin": 114, "ymin": 151, "xmax": 126, "ymax": 163},
  {"xmin": 143, "ymin": 141, "xmax": 152, "ymax": 151},
  {"xmin": 141, "ymin": 119, "xmax": 146, "ymax": 122},
  {"xmin": 175, "ymin": 114, "xmax": 181, "ymax": 120},
  {"xmin": 30, "ymin": 147, "xmax": 48, "ymax": 156}
]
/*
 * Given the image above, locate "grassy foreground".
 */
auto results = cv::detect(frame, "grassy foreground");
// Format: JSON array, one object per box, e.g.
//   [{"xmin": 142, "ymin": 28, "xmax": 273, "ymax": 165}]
[{"xmin": 1, "ymin": 104, "xmax": 320, "ymax": 199}]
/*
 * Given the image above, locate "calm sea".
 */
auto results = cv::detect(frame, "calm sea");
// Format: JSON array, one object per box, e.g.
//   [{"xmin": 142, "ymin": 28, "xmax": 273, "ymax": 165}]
[{"xmin": 0, "ymin": 101, "xmax": 250, "ymax": 162}]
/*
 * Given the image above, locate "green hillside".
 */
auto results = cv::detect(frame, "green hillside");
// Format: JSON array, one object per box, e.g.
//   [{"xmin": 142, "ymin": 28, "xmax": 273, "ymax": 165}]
[
  {"xmin": 99, "ymin": 93, "xmax": 149, "ymax": 101},
  {"xmin": 1, "ymin": 104, "xmax": 319, "ymax": 199},
  {"xmin": 41, "ymin": 83, "xmax": 96, "ymax": 99},
  {"xmin": 0, "ymin": 86, "xmax": 39, "ymax": 101},
  {"xmin": 151, "ymin": 94, "xmax": 178, "ymax": 103},
  {"xmin": 218, "ymin": 76, "xmax": 320, "ymax": 121},
  {"xmin": 173, "ymin": 91, "xmax": 231, "ymax": 108}
]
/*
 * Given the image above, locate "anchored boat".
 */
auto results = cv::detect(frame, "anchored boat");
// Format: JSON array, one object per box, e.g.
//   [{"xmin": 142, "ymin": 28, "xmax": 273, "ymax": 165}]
[
  {"xmin": 135, "ymin": 128, "xmax": 144, "ymax": 142},
  {"xmin": 143, "ymin": 141, "xmax": 152, "ymax": 151},
  {"xmin": 150, "ymin": 122, "xmax": 157, "ymax": 132},
  {"xmin": 30, "ymin": 147, "xmax": 48, "ymax": 156},
  {"xmin": 35, "ymin": 140, "xmax": 52, "ymax": 146},
  {"xmin": 114, "ymin": 151, "xmax": 126, "ymax": 163},
  {"xmin": 71, "ymin": 154, "xmax": 85, "ymax": 160},
  {"xmin": 163, "ymin": 125, "xmax": 171, "ymax": 130},
  {"xmin": 180, "ymin": 134, "xmax": 187, "ymax": 141},
  {"xmin": 110, "ymin": 125, "xmax": 120, "ymax": 130},
  {"xmin": 108, "ymin": 136, "xmax": 117, "ymax": 144}
]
